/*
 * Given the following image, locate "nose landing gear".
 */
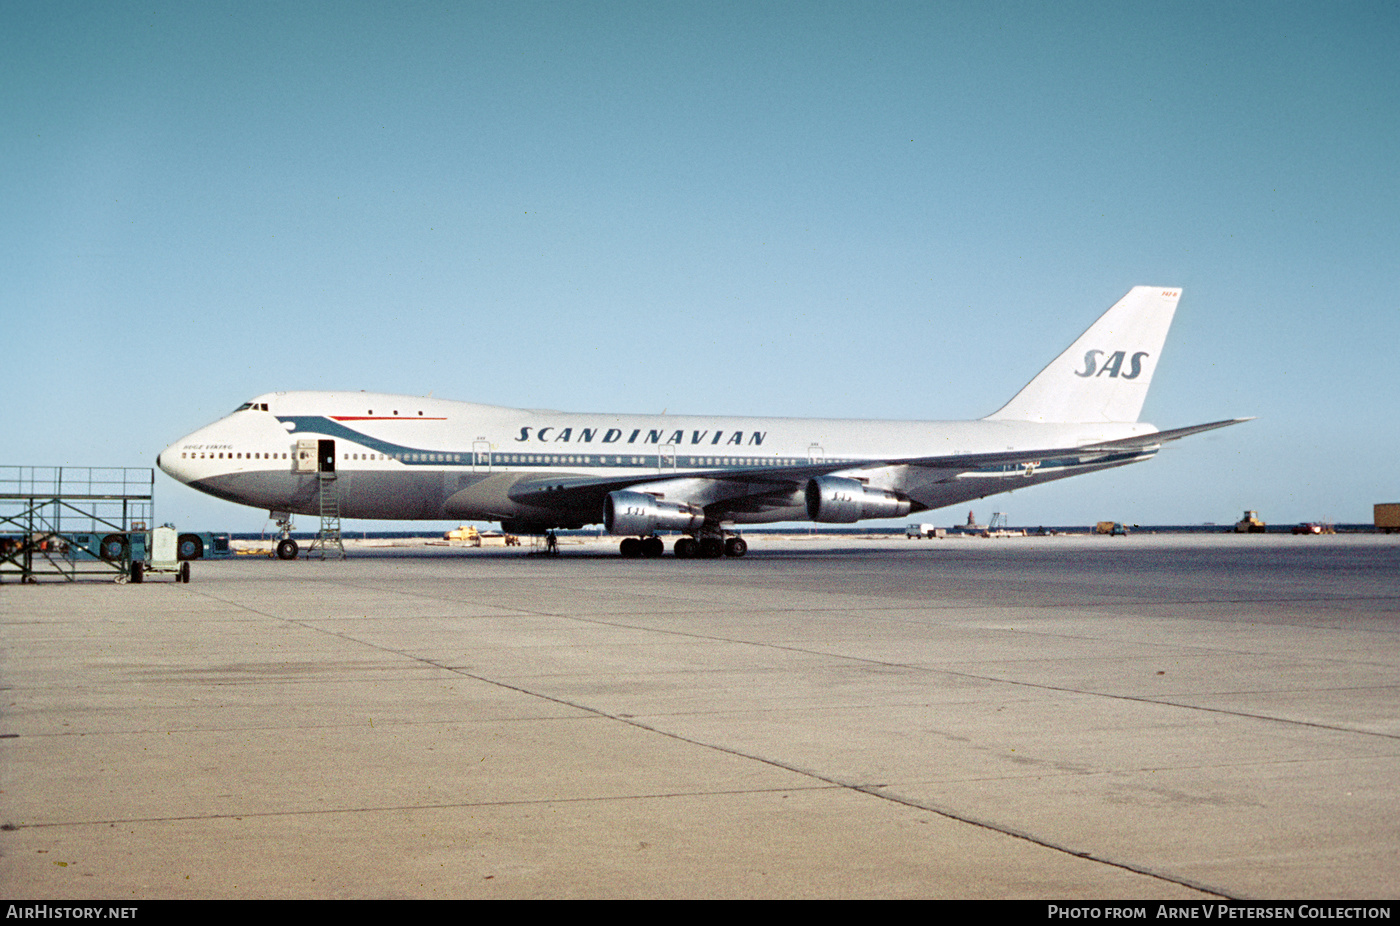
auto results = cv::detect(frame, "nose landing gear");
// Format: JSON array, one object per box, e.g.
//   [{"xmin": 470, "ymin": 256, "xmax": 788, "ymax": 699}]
[{"xmin": 271, "ymin": 514, "xmax": 299, "ymax": 560}]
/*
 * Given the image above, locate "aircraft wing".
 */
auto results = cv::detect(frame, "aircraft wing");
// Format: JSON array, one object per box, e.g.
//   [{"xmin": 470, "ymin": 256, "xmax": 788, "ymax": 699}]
[{"xmin": 505, "ymin": 417, "xmax": 1253, "ymax": 520}]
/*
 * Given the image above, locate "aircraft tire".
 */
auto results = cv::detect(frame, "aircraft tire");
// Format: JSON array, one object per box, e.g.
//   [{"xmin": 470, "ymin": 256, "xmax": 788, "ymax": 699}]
[
  {"xmin": 642, "ymin": 536, "xmax": 664, "ymax": 558},
  {"xmin": 674, "ymin": 537, "xmax": 697, "ymax": 558},
  {"xmin": 699, "ymin": 537, "xmax": 724, "ymax": 558},
  {"xmin": 276, "ymin": 539, "xmax": 299, "ymax": 560},
  {"xmin": 619, "ymin": 537, "xmax": 641, "ymax": 558},
  {"xmin": 724, "ymin": 537, "xmax": 747, "ymax": 558}
]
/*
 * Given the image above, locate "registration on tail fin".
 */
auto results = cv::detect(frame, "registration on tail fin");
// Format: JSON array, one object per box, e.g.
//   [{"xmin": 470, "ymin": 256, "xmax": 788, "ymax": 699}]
[{"xmin": 985, "ymin": 286, "xmax": 1181, "ymax": 424}]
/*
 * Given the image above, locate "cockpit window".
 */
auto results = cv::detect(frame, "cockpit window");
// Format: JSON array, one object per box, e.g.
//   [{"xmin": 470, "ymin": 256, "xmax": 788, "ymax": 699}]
[{"xmin": 233, "ymin": 402, "xmax": 270, "ymax": 413}]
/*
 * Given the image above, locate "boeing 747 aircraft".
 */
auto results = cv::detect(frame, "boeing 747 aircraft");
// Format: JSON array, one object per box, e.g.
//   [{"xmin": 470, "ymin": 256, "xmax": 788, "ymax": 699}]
[{"xmin": 158, "ymin": 286, "xmax": 1247, "ymax": 558}]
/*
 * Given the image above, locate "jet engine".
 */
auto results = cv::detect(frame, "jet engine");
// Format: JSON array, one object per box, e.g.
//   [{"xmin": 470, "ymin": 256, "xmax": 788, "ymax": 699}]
[
  {"xmin": 604, "ymin": 490, "xmax": 705, "ymax": 536},
  {"xmin": 804, "ymin": 476, "xmax": 911, "ymax": 523}
]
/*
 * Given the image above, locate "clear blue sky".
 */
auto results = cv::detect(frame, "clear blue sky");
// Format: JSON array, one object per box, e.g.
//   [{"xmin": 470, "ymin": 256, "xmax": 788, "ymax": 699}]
[{"xmin": 4, "ymin": 1, "xmax": 1397, "ymax": 531}]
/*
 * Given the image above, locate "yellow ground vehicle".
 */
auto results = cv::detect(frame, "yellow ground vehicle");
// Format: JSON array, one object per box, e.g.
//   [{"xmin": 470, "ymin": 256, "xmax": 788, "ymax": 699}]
[
  {"xmin": 1234, "ymin": 510, "xmax": 1266, "ymax": 533},
  {"xmin": 443, "ymin": 525, "xmax": 481, "ymax": 545}
]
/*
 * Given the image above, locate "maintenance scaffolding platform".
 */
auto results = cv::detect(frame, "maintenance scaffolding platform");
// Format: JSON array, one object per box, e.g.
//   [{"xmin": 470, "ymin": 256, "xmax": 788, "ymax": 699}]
[{"xmin": 0, "ymin": 466, "xmax": 155, "ymax": 583}]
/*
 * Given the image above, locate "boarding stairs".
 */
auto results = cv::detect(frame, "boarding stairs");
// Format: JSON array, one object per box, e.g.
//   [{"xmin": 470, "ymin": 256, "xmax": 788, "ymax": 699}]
[{"xmin": 306, "ymin": 472, "xmax": 345, "ymax": 559}]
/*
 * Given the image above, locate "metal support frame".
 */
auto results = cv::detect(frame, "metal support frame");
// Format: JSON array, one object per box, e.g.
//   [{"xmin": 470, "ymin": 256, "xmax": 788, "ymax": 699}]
[{"xmin": 0, "ymin": 467, "xmax": 155, "ymax": 583}]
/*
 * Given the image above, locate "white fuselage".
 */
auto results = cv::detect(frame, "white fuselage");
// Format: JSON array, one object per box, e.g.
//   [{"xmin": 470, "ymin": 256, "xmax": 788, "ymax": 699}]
[{"xmin": 158, "ymin": 390, "xmax": 1156, "ymax": 529}]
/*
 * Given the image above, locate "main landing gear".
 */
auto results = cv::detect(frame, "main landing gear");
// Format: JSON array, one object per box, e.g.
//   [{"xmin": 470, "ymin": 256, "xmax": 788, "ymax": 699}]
[
  {"xmin": 618, "ymin": 533, "xmax": 747, "ymax": 559},
  {"xmin": 619, "ymin": 536, "xmax": 665, "ymax": 558}
]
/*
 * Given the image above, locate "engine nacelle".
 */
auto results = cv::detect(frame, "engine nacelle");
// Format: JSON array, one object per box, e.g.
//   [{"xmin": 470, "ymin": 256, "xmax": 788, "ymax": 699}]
[
  {"xmin": 604, "ymin": 490, "xmax": 705, "ymax": 536},
  {"xmin": 805, "ymin": 476, "xmax": 911, "ymax": 523}
]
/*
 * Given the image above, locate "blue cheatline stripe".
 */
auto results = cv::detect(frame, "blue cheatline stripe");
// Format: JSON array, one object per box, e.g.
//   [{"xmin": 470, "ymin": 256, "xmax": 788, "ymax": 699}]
[
  {"xmin": 276, "ymin": 416, "xmax": 836, "ymax": 471},
  {"xmin": 278, "ymin": 416, "xmax": 432, "ymax": 460}
]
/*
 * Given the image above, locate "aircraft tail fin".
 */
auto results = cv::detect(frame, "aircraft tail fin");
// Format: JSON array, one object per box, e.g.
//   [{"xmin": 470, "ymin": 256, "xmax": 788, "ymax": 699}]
[{"xmin": 984, "ymin": 286, "xmax": 1181, "ymax": 423}]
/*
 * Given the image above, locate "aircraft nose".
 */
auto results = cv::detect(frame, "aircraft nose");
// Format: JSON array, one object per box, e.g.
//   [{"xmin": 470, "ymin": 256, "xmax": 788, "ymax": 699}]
[{"xmin": 157, "ymin": 440, "xmax": 193, "ymax": 484}]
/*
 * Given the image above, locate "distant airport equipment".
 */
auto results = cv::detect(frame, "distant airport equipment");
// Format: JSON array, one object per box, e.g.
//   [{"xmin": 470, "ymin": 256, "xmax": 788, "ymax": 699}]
[
  {"xmin": 64, "ymin": 529, "xmax": 148, "ymax": 562},
  {"xmin": 906, "ymin": 523, "xmax": 942, "ymax": 539},
  {"xmin": 130, "ymin": 525, "xmax": 191, "ymax": 583},
  {"xmin": 445, "ymin": 525, "xmax": 482, "ymax": 545},
  {"xmin": 980, "ymin": 513, "xmax": 1025, "ymax": 537},
  {"xmin": 175, "ymin": 531, "xmax": 233, "ymax": 560},
  {"xmin": 63, "ymin": 526, "xmax": 230, "ymax": 564},
  {"xmin": 0, "ymin": 466, "xmax": 155, "ymax": 583},
  {"xmin": 66, "ymin": 526, "xmax": 198, "ymax": 583},
  {"xmin": 158, "ymin": 286, "xmax": 1251, "ymax": 559},
  {"xmin": 1375, "ymin": 503, "xmax": 1400, "ymax": 534},
  {"xmin": 1096, "ymin": 521, "xmax": 1128, "ymax": 536},
  {"xmin": 1234, "ymin": 510, "xmax": 1267, "ymax": 533}
]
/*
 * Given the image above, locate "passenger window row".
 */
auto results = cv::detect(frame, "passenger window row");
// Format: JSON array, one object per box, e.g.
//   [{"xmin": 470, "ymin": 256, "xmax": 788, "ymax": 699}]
[
  {"xmin": 182, "ymin": 452, "xmax": 289, "ymax": 459},
  {"xmin": 182, "ymin": 451, "xmax": 824, "ymax": 467}
]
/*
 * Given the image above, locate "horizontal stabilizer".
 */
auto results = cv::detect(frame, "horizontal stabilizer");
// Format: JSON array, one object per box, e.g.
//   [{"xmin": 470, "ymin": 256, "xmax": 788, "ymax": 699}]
[{"xmin": 1079, "ymin": 417, "xmax": 1255, "ymax": 451}]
